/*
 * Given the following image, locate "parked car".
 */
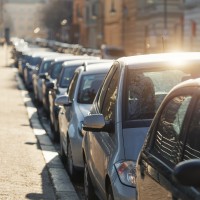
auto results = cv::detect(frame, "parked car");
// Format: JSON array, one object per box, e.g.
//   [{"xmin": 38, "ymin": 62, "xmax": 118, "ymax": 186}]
[
  {"xmin": 18, "ymin": 47, "xmax": 52, "ymax": 77},
  {"xmin": 32, "ymin": 54, "xmax": 64, "ymax": 103},
  {"xmin": 82, "ymin": 52, "xmax": 200, "ymax": 200},
  {"xmin": 23, "ymin": 52, "xmax": 56, "ymax": 90},
  {"xmin": 49, "ymin": 59, "xmax": 112, "ymax": 142},
  {"xmin": 41, "ymin": 56, "xmax": 99, "ymax": 114},
  {"xmin": 55, "ymin": 62, "xmax": 113, "ymax": 179}
]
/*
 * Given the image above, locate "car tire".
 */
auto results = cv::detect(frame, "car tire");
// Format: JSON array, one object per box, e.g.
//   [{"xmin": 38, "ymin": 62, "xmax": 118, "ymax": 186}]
[
  {"xmin": 60, "ymin": 137, "xmax": 66, "ymax": 163},
  {"xmin": 107, "ymin": 185, "xmax": 114, "ymax": 200},
  {"xmin": 67, "ymin": 140, "xmax": 77, "ymax": 180},
  {"xmin": 84, "ymin": 162, "xmax": 95, "ymax": 200},
  {"xmin": 50, "ymin": 119, "xmax": 59, "ymax": 143}
]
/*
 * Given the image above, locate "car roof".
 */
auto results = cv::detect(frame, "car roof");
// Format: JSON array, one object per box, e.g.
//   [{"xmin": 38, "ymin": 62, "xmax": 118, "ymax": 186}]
[
  {"xmin": 170, "ymin": 78, "xmax": 200, "ymax": 93},
  {"xmin": 42, "ymin": 54, "xmax": 66, "ymax": 61},
  {"xmin": 118, "ymin": 52, "xmax": 200, "ymax": 69},
  {"xmin": 75, "ymin": 62, "xmax": 113, "ymax": 74},
  {"xmin": 53, "ymin": 55, "xmax": 99, "ymax": 62},
  {"xmin": 62, "ymin": 59, "xmax": 113, "ymax": 68}
]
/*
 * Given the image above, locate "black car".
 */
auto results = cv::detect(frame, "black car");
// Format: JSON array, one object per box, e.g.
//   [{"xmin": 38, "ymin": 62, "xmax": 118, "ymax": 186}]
[{"xmin": 136, "ymin": 78, "xmax": 200, "ymax": 200}]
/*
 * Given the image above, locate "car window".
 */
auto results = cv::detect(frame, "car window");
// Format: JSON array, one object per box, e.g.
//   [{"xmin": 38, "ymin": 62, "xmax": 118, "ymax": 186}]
[
  {"xmin": 50, "ymin": 62, "xmax": 63, "ymax": 79},
  {"xmin": 77, "ymin": 73, "xmax": 106, "ymax": 104},
  {"xmin": 152, "ymin": 95, "xmax": 191, "ymax": 165},
  {"xmin": 39, "ymin": 61, "xmax": 52, "ymax": 73},
  {"xmin": 97, "ymin": 64, "xmax": 118, "ymax": 110},
  {"xmin": 101, "ymin": 67, "xmax": 120, "ymax": 121},
  {"xmin": 184, "ymin": 99, "xmax": 200, "ymax": 159},
  {"xmin": 59, "ymin": 67, "xmax": 77, "ymax": 88},
  {"xmin": 126, "ymin": 69, "xmax": 188, "ymax": 120},
  {"xmin": 68, "ymin": 72, "xmax": 79, "ymax": 101}
]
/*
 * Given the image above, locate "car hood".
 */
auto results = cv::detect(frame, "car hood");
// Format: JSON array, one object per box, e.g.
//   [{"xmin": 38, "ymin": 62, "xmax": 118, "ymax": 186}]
[{"xmin": 77, "ymin": 104, "xmax": 92, "ymax": 118}]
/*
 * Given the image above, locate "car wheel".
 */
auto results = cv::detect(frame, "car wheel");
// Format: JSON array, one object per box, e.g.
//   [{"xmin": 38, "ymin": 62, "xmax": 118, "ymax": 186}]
[
  {"xmin": 107, "ymin": 185, "xmax": 114, "ymax": 200},
  {"xmin": 60, "ymin": 138, "xmax": 66, "ymax": 163},
  {"xmin": 84, "ymin": 162, "xmax": 95, "ymax": 200},
  {"xmin": 50, "ymin": 119, "xmax": 59, "ymax": 143},
  {"xmin": 67, "ymin": 140, "xmax": 77, "ymax": 180}
]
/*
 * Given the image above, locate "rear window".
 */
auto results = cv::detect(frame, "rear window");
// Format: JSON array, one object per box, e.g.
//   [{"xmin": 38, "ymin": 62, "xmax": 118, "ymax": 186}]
[
  {"xmin": 125, "ymin": 69, "xmax": 188, "ymax": 120},
  {"xmin": 29, "ymin": 57, "xmax": 42, "ymax": 66},
  {"xmin": 77, "ymin": 73, "xmax": 105, "ymax": 104}
]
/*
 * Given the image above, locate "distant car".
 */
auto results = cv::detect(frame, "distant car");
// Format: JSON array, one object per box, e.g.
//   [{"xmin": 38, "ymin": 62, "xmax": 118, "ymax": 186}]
[
  {"xmin": 82, "ymin": 52, "xmax": 200, "ymax": 200},
  {"xmin": 136, "ymin": 78, "xmax": 200, "ymax": 200},
  {"xmin": 18, "ymin": 47, "xmax": 52, "ymax": 77},
  {"xmin": 32, "ymin": 54, "xmax": 63, "ymax": 103},
  {"xmin": 23, "ymin": 52, "xmax": 57, "ymax": 90},
  {"xmin": 41, "ymin": 56, "xmax": 99, "ymax": 114},
  {"xmin": 49, "ymin": 59, "xmax": 112, "ymax": 142},
  {"xmin": 55, "ymin": 62, "xmax": 113, "ymax": 179}
]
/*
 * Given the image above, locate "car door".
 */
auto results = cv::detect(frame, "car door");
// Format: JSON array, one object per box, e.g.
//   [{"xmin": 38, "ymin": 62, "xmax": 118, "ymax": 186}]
[
  {"xmin": 137, "ymin": 89, "xmax": 195, "ymax": 200},
  {"xmin": 179, "ymin": 96, "xmax": 200, "ymax": 199},
  {"xmin": 88, "ymin": 64, "xmax": 120, "ymax": 197},
  {"xmin": 60, "ymin": 72, "xmax": 79, "ymax": 150}
]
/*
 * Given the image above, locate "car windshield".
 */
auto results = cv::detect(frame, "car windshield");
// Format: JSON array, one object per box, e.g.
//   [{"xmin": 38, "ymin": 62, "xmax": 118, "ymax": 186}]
[
  {"xmin": 59, "ymin": 67, "xmax": 77, "ymax": 88},
  {"xmin": 77, "ymin": 73, "xmax": 105, "ymax": 104},
  {"xmin": 126, "ymin": 68, "xmax": 189, "ymax": 120},
  {"xmin": 50, "ymin": 61, "xmax": 63, "ymax": 79},
  {"xmin": 39, "ymin": 60, "xmax": 52, "ymax": 74}
]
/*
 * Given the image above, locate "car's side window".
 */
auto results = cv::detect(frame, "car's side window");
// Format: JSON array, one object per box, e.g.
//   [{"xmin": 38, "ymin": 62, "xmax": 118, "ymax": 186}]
[
  {"xmin": 68, "ymin": 72, "xmax": 79, "ymax": 102},
  {"xmin": 101, "ymin": 67, "xmax": 120, "ymax": 122},
  {"xmin": 97, "ymin": 64, "xmax": 118, "ymax": 110},
  {"xmin": 152, "ymin": 95, "xmax": 192, "ymax": 165},
  {"xmin": 183, "ymin": 99, "xmax": 200, "ymax": 159}
]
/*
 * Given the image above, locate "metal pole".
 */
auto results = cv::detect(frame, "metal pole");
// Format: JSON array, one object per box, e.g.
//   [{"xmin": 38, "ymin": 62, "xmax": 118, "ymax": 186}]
[{"xmin": 164, "ymin": 0, "xmax": 167, "ymax": 30}]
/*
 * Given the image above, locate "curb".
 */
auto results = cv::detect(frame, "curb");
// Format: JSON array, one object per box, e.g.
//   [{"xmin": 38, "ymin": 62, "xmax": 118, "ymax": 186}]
[{"xmin": 15, "ymin": 70, "xmax": 80, "ymax": 200}]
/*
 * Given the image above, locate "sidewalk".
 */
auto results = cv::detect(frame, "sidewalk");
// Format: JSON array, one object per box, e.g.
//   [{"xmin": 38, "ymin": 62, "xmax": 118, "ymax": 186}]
[{"xmin": 0, "ymin": 45, "xmax": 79, "ymax": 200}]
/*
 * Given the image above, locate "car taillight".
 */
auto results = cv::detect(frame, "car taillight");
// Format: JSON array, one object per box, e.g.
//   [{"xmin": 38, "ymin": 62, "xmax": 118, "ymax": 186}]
[{"xmin": 115, "ymin": 160, "xmax": 136, "ymax": 187}]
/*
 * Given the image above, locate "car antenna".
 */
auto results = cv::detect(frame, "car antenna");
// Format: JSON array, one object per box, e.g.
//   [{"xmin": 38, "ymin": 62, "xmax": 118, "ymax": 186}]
[{"xmin": 83, "ymin": 61, "xmax": 87, "ymax": 71}]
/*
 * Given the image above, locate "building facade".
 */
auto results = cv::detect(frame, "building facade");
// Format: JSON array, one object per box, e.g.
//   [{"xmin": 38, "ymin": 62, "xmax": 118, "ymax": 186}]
[
  {"xmin": 184, "ymin": 0, "xmax": 200, "ymax": 51},
  {"xmin": 2, "ymin": 0, "xmax": 49, "ymax": 39},
  {"xmin": 73, "ymin": 0, "xmax": 184, "ymax": 55}
]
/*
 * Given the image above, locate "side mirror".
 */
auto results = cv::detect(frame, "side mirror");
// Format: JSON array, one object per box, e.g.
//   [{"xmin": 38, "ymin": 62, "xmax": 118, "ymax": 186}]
[
  {"xmin": 55, "ymin": 95, "xmax": 72, "ymax": 107},
  {"xmin": 83, "ymin": 114, "xmax": 105, "ymax": 132},
  {"xmin": 39, "ymin": 73, "xmax": 47, "ymax": 79},
  {"xmin": 173, "ymin": 159, "xmax": 200, "ymax": 186},
  {"xmin": 47, "ymin": 82, "xmax": 54, "ymax": 89}
]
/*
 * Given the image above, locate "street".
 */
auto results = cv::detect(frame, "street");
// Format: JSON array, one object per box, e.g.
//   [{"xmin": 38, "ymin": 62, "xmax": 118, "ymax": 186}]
[{"xmin": 0, "ymin": 46, "xmax": 81, "ymax": 200}]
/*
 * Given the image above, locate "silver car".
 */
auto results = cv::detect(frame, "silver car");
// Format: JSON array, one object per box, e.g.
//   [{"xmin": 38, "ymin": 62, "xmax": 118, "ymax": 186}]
[
  {"xmin": 82, "ymin": 52, "xmax": 200, "ymax": 200},
  {"xmin": 55, "ymin": 62, "xmax": 113, "ymax": 179},
  {"xmin": 49, "ymin": 59, "xmax": 112, "ymax": 142}
]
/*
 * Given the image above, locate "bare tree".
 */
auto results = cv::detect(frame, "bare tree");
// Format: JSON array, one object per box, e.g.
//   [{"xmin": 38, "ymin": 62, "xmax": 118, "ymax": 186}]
[{"xmin": 42, "ymin": 0, "xmax": 73, "ymax": 41}]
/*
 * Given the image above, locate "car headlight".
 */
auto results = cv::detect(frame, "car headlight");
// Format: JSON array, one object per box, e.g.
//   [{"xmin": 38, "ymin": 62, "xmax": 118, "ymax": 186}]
[{"xmin": 115, "ymin": 160, "xmax": 136, "ymax": 187}]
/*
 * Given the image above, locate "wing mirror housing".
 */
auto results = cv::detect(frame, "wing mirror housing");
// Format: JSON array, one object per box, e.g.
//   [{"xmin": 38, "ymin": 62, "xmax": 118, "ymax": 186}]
[
  {"xmin": 82, "ymin": 114, "xmax": 105, "ymax": 132},
  {"xmin": 55, "ymin": 95, "xmax": 72, "ymax": 107},
  {"xmin": 173, "ymin": 159, "xmax": 200, "ymax": 186},
  {"xmin": 47, "ymin": 82, "xmax": 54, "ymax": 89},
  {"xmin": 39, "ymin": 73, "xmax": 48, "ymax": 79}
]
